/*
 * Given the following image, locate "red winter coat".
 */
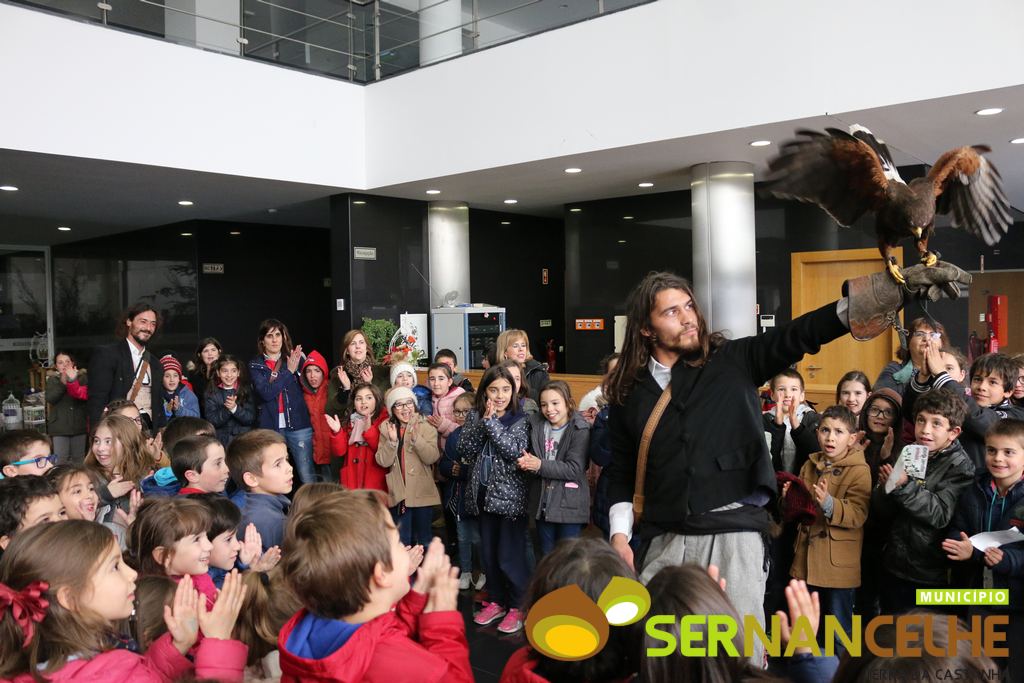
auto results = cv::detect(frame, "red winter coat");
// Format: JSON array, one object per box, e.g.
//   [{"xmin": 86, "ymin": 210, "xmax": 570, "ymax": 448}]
[
  {"xmin": 499, "ymin": 646, "xmax": 635, "ymax": 683},
  {"xmin": 1, "ymin": 633, "xmax": 246, "ymax": 683},
  {"xmin": 301, "ymin": 351, "xmax": 333, "ymax": 466},
  {"xmin": 278, "ymin": 590, "xmax": 473, "ymax": 683},
  {"xmin": 330, "ymin": 411, "xmax": 390, "ymax": 491}
]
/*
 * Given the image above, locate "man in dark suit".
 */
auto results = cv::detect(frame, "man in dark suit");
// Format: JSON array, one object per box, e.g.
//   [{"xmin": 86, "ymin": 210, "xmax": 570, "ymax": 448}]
[{"xmin": 87, "ymin": 302, "xmax": 159, "ymax": 427}]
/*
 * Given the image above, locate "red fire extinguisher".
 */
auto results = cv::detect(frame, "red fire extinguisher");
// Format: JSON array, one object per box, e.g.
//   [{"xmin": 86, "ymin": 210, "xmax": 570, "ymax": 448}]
[{"xmin": 546, "ymin": 339, "xmax": 557, "ymax": 374}]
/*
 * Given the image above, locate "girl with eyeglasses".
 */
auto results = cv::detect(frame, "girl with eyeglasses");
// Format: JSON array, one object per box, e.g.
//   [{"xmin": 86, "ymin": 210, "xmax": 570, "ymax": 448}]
[{"xmin": 855, "ymin": 387, "xmax": 904, "ymax": 619}]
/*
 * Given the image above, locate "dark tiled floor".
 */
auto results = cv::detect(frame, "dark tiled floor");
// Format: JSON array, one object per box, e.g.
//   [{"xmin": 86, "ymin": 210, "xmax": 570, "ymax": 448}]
[{"xmin": 459, "ymin": 590, "xmax": 524, "ymax": 683}]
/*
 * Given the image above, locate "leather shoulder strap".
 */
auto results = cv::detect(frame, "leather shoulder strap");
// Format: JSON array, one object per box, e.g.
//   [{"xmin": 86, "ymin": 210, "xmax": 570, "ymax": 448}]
[
  {"xmin": 633, "ymin": 384, "xmax": 672, "ymax": 523},
  {"xmin": 128, "ymin": 359, "xmax": 150, "ymax": 403}
]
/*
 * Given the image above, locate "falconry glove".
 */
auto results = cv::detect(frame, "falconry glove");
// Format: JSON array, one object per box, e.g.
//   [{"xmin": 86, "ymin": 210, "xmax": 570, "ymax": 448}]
[{"xmin": 844, "ymin": 260, "xmax": 971, "ymax": 341}]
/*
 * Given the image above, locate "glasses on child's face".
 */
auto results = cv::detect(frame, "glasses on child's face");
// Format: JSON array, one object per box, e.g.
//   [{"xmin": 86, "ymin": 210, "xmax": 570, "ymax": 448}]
[
  {"xmin": 10, "ymin": 454, "xmax": 58, "ymax": 469},
  {"xmin": 453, "ymin": 410, "xmax": 469, "ymax": 417},
  {"xmin": 910, "ymin": 331, "xmax": 941, "ymax": 340},
  {"xmin": 1016, "ymin": 376, "xmax": 1024, "ymax": 386},
  {"xmin": 868, "ymin": 407, "xmax": 893, "ymax": 419},
  {"xmin": 393, "ymin": 400, "xmax": 415, "ymax": 410}
]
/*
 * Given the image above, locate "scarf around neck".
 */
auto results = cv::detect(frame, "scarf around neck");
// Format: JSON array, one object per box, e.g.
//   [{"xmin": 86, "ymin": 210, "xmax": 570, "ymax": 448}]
[{"xmin": 343, "ymin": 358, "xmax": 374, "ymax": 382}]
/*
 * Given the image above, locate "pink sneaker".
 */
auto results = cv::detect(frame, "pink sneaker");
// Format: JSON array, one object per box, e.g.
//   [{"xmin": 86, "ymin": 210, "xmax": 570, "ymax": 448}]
[
  {"xmin": 497, "ymin": 608, "xmax": 524, "ymax": 634},
  {"xmin": 474, "ymin": 601, "xmax": 507, "ymax": 626}
]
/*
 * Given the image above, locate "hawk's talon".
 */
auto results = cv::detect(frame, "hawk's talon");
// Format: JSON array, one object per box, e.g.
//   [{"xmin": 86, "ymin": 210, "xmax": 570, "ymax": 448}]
[
  {"xmin": 921, "ymin": 252, "xmax": 938, "ymax": 267},
  {"xmin": 886, "ymin": 258, "xmax": 906, "ymax": 285}
]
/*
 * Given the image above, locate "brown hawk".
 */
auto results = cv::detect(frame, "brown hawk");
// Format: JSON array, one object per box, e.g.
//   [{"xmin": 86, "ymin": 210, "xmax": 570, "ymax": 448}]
[{"xmin": 762, "ymin": 125, "xmax": 1013, "ymax": 283}]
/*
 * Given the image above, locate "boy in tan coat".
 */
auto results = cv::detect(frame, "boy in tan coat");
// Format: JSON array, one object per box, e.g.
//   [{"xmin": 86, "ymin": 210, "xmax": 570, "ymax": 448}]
[
  {"xmin": 377, "ymin": 386, "xmax": 442, "ymax": 547},
  {"xmin": 786, "ymin": 404, "xmax": 870, "ymax": 655}
]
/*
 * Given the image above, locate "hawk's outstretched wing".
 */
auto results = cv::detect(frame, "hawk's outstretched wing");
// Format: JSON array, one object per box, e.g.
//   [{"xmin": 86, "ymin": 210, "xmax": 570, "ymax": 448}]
[
  {"xmin": 763, "ymin": 128, "xmax": 891, "ymax": 227},
  {"xmin": 929, "ymin": 145, "xmax": 1012, "ymax": 246}
]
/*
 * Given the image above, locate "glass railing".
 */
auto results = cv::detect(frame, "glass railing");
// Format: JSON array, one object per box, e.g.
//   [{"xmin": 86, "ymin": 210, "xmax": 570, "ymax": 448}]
[{"xmin": 11, "ymin": 0, "xmax": 654, "ymax": 83}]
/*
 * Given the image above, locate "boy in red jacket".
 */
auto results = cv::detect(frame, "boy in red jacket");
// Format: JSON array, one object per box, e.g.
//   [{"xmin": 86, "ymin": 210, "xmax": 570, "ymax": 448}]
[
  {"xmin": 278, "ymin": 489, "xmax": 473, "ymax": 683},
  {"xmin": 300, "ymin": 350, "xmax": 335, "ymax": 482}
]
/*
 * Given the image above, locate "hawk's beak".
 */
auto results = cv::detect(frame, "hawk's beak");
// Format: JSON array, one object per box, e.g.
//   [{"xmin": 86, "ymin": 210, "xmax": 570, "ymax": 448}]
[{"xmin": 912, "ymin": 227, "xmax": 924, "ymax": 238}]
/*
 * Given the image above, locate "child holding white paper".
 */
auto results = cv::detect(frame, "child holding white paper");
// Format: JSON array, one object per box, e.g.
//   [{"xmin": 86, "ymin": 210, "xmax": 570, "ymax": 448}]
[
  {"xmin": 870, "ymin": 388, "xmax": 975, "ymax": 614},
  {"xmin": 943, "ymin": 418, "xmax": 1024, "ymax": 681}
]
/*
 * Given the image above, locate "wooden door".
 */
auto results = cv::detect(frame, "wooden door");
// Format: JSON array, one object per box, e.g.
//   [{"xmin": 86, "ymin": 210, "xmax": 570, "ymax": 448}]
[{"xmin": 791, "ymin": 248, "xmax": 902, "ymax": 407}]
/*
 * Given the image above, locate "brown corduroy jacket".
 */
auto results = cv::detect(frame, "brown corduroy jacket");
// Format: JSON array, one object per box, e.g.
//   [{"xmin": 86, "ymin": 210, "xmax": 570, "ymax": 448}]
[{"xmin": 376, "ymin": 416, "xmax": 441, "ymax": 508}]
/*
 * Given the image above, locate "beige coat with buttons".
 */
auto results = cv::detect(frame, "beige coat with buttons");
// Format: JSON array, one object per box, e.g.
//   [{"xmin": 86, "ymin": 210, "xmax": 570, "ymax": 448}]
[
  {"xmin": 790, "ymin": 447, "xmax": 871, "ymax": 588},
  {"xmin": 375, "ymin": 416, "xmax": 442, "ymax": 508}
]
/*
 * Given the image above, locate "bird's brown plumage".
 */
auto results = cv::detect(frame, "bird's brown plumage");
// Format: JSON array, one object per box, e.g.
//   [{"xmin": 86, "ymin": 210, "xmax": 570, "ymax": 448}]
[{"xmin": 762, "ymin": 127, "xmax": 1013, "ymax": 279}]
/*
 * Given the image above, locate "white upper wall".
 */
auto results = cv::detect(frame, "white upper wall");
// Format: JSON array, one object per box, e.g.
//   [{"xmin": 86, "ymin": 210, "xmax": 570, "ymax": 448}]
[
  {"xmin": 3, "ymin": 1, "xmax": 1023, "ymax": 191},
  {"xmin": 365, "ymin": 0, "xmax": 1024, "ymax": 187},
  {"xmin": 0, "ymin": 2, "xmax": 366, "ymax": 188}
]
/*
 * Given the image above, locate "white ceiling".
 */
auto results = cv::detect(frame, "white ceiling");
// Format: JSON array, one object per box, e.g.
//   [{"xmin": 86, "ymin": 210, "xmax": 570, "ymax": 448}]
[{"xmin": 1, "ymin": 84, "xmax": 1022, "ymax": 245}]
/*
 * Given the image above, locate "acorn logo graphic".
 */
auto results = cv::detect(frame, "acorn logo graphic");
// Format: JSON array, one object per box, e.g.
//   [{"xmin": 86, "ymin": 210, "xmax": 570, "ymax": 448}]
[{"xmin": 525, "ymin": 576, "xmax": 651, "ymax": 661}]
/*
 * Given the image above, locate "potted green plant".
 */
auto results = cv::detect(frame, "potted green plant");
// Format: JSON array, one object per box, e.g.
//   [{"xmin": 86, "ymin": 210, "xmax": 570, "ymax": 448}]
[{"xmin": 360, "ymin": 317, "xmax": 398, "ymax": 363}]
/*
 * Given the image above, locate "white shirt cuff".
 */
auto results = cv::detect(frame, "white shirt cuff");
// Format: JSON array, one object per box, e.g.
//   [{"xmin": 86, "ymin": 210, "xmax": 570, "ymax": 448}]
[{"xmin": 609, "ymin": 502, "xmax": 634, "ymax": 542}]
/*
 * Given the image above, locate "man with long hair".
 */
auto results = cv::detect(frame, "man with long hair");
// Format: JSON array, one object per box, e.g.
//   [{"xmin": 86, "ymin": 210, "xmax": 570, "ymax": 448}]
[{"xmin": 604, "ymin": 264, "xmax": 969, "ymax": 665}]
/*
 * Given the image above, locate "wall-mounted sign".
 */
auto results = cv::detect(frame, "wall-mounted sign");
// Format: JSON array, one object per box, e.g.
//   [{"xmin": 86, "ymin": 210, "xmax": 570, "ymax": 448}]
[
  {"xmin": 354, "ymin": 247, "xmax": 377, "ymax": 260},
  {"xmin": 542, "ymin": 268, "xmax": 549, "ymax": 285},
  {"xmin": 539, "ymin": 319, "xmax": 552, "ymax": 328},
  {"xmin": 575, "ymin": 318, "xmax": 605, "ymax": 331},
  {"xmin": 202, "ymin": 263, "xmax": 225, "ymax": 275}
]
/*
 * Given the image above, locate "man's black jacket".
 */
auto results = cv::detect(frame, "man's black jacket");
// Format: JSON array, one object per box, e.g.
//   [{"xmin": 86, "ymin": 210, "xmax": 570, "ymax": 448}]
[
  {"xmin": 87, "ymin": 340, "xmax": 153, "ymax": 427},
  {"xmin": 605, "ymin": 301, "xmax": 847, "ymax": 537}
]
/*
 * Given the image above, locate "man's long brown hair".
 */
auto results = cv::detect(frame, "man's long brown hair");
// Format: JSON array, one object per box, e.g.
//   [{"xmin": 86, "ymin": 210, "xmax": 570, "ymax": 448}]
[{"xmin": 604, "ymin": 272, "xmax": 724, "ymax": 406}]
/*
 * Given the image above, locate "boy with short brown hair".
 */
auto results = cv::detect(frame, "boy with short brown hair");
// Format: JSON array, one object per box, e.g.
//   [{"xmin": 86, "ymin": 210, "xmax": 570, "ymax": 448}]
[
  {"xmin": 227, "ymin": 429, "xmax": 293, "ymax": 551},
  {"xmin": 278, "ymin": 489, "xmax": 473, "ymax": 682},
  {"xmin": 872, "ymin": 388, "xmax": 975, "ymax": 614},
  {"xmin": 787, "ymin": 404, "xmax": 870, "ymax": 654},
  {"xmin": 0, "ymin": 429, "xmax": 55, "ymax": 478}
]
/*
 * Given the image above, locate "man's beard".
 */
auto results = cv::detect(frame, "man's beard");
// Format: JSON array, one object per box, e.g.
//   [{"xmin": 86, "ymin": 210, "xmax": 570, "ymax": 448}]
[
  {"xmin": 653, "ymin": 328, "xmax": 702, "ymax": 359},
  {"xmin": 130, "ymin": 330, "xmax": 150, "ymax": 346}
]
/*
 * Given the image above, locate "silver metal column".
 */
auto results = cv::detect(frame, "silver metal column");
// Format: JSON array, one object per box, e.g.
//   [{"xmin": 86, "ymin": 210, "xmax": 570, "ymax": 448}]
[
  {"xmin": 419, "ymin": 0, "xmax": 462, "ymax": 66},
  {"xmin": 427, "ymin": 201, "xmax": 471, "ymax": 308},
  {"xmin": 690, "ymin": 162, "xmax": 757, "ymax": 338}
]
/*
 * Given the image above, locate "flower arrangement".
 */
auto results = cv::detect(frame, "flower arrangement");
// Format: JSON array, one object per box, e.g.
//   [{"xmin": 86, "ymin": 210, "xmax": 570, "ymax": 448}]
[{"xmin": 382, "ymin": 324, "xmax": 427, "ymax": 366}]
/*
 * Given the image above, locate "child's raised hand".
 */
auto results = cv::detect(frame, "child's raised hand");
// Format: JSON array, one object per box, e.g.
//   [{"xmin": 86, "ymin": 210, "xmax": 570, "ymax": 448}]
[
  {"xmin": 200, "ymin": 570, "xmax": 247, "ymax": 640},
  {"xmin": 878, "ymin": 463, "xmax": 894, "ymax": 488},
  {"xmin": 775, "ymin": 579, "xmax": 821, "ymax": 655},
  {"xmin": 223, "ymin": 394, "xmax": 237, "ymax": 411},
  {"xmin": 787, "ymin": 399, "xmax": 800, "ymax": 430},
  {"xmin": 107, "ymin": 474, "xmax": 136, "ymax": 499},
  {"xmin": 425, "ymin": 566, "xmax": 460, "ymax": 614},
  {"xmin": 774, "ymin": 400, "xmax": 786, "ymax": 426},
  {"xmin": 812, "ymin": 477, "xmax": 829, "ymax": 506},
  {"xmin": 516, "ymin": 450, "xmax": 541, "ymax": 472},
  {"xmin": 406, "ymin": 544, "xmax": 425, "ymax": 576},
  {"xmin": 780, "ymin": 481, "xmax": 791, "ymax": 499},
  {"xmin": 114, "ymin": 488, "xmax": 143, "ymax": 528},
  {"xmin": 412, "ymin": 537, "xmax": 450, "ymax": 594},
  {"xmin": 426, "ymin": 414, "xmax": 443, "ymax": 428},
  {"xmin": 706, "ymin": 564, "xmax": 727, "ymax": 592},
  {"xmin": 941, "ymin": 532, "xmax": 975, "ymax": 561},
  {"xmin": 252, "ymin": 546, "xmax": 282, "ymax": 573},
  {"xmin": 381, "ymin": 421, "xmax": 398, "ymax": 444},
  {"xmin": 325, "ymin": 414, "xmax": 342, "ymax": 434},
  {"xmin": 238, "ymin": 523, "xmax": 263, "ymax": 566},
  {"xmin": 881, "ymin": 428, "xmax": 895, "ymax": 460},
  {"xmin": 337, "ymin": 367, "xmax": 351, "ymax": 390},
  {"xmin": 164, "ymin": 574, "xmax": 200, "ymax": 654},
  {"xmin": 984, "ymin": 547, "xmax": 1004, "ymax": 567}
]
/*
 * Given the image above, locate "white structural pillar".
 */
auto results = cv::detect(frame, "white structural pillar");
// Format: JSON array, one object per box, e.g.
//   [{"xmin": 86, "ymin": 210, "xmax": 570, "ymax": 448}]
[
  {"xmin": 165, "ymin": 0, "xmax": 240, "ymax": 55},
  {"xmin": 690, "ymin": 161, "xmax": 757, "ymax": 338},
  {"xmin": 419, "ymin": 0, "xmax": 462, "ymax": 66},
  {"xmin": 427, "ymin": 201, "xmax": 471, "ymax": 308}
]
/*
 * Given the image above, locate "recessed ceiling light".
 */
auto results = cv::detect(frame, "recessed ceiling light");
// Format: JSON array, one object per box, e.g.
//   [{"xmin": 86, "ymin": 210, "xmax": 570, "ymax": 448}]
[
  {"xmin": 425, "ymin": 189, "xmax": 441, "ymax": 195},
  {"xmin": 638, "ymin": 182, "xmax": 654, "ymax": 188},
  {"xmin": 229, "ymin": 231, "xmax": 241, "ymax": 235},
  {"xmin": 975, "ymin": 108, "xmax": 1003, "ymax": 116},
  {"xmin": 569, "ymin": 208, "xmax": 582, "ymax": 213},
  {"xmin": 749, "ymin": 140, "xmax": 772, "ymax": 147},
  {"xmin": 564, "ymin": 167, "xmax": 582, "ymax": 174},
  {"xmin": 500, "ymin": 221, "xmax": 511, "ymax": 225},
  {"xmin": 503, "ymin": 199, "xmax": 518, "ymax": 205},
  {"xmin": 618, "ymin": 240, "xmax": 627, "ymax": 244},
  {"xmin": 57, "ymin": 226, "xmax": 71, "ymax": 232},
  {"xmin": 623, "ymin": 216, "xmax": 634, "ymax": 220},
  {"xmin": 0, "ymin": 185, "xmax": 18, "ymax": 192},
  {"xmin": 1011, "ymin": 138, "xmax": 1024, "ymax": 144},
  {"xmin": 178, "ymin": 200, "xmax": 194, "ymax": 206},
  {"xmin": 180, "ymin": 232, "xmax": 193, "ymax": 237},
  {"xmin": 353, "ymin": 200, "xmax": 366, "ymax": 205}
]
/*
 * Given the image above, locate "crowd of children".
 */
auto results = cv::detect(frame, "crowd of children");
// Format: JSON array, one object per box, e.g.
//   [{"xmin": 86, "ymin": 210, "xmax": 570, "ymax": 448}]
[{"xmin": 1, "ymin": 317, "xmax": 1022, "ymax": 683}]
